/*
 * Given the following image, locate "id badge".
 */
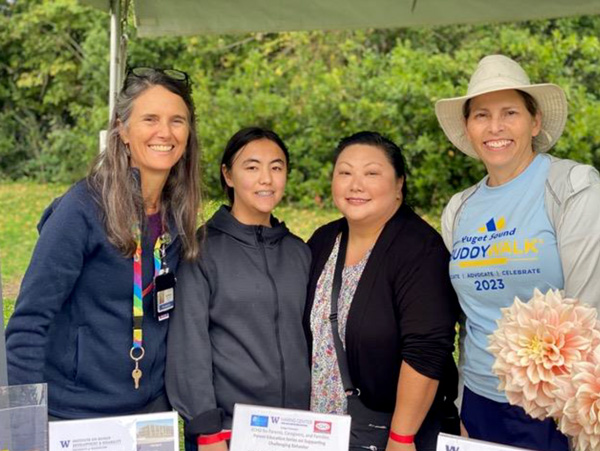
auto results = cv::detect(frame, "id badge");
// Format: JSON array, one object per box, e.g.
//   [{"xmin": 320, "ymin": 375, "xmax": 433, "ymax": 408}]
[{"xmin": 154, "ymin": 271, "xmax": 176, "ymax": 320}]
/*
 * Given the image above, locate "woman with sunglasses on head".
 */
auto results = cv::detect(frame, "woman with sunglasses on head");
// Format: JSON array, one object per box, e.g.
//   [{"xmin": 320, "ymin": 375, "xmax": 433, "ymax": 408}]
[
  {"xmin": 166, "ymin": 127, "xmax": 311, "ymax": 451},
  {"xmin": 6, "ymin": 67, "xmax": 200, "ymax": 419},
  {"xmin": 436, "ymin": 55, "xmax": 600, "ymax": 450}
]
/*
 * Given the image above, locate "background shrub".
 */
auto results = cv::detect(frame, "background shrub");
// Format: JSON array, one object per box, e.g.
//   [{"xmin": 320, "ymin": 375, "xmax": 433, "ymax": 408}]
[{"xmin": 1, "ymin": 1, "xmax": 599, "ymax": 210}]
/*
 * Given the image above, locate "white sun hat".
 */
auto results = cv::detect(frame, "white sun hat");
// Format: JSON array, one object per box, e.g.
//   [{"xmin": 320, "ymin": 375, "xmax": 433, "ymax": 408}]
[{"xmin": 435, "ymin": 54, "xmax": 568, "ymax": 159}]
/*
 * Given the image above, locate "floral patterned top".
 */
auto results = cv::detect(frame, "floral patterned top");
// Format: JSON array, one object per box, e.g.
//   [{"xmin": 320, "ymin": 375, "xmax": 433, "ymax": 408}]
[{"xmin": 310, "ymin": 234, "xmax": 373, "ymax": 414}]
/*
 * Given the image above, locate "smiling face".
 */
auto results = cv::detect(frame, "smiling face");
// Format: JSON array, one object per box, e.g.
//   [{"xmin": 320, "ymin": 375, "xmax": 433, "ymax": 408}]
[
  {"xmin": 222, "ymin": 138, "xmax": 287, "ymax": 226},
  {"xmin": 119, "ymin": 85, "xmax": 190, "ymax": 181},
  {"xmin": 332, "ymin": 144, "xmax": 403, "ymax": 228},
  {"xmin": 465, "ymin": 89, "xmax": 541, "ymax": 186}
]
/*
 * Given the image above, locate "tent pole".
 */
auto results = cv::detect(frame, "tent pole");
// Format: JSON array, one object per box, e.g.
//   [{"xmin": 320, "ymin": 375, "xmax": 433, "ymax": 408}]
[
  {"xmin": 108, "ymin": 0, "xmax": 122, "ymax": 122},
  {"xmin": 102, "ymin": 0, "xmax": 126, "ymax": 152}
]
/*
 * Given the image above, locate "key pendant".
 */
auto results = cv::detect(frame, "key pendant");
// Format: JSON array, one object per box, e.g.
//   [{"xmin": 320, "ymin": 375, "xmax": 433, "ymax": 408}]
[
  {"xmin": 132, "ymin": 364, "xmax": 142, "ymax": 389},
  {"xmin": 129, "ymin": 346, "xmax": 145, "ymax": 390}
]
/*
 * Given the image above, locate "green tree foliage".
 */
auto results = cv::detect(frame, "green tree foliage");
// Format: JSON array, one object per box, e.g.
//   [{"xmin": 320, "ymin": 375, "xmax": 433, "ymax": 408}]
[
  {"xmin": 1, "ymin": 0, "xmax": 599, "ymax": 210},
  {"xmin": 0, "ymin": 0, "xmax": 108, "ymax": 181}
]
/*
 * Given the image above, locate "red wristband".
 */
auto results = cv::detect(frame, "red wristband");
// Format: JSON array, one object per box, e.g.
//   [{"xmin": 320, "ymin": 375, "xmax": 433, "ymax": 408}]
[
  {"xmin": 197, "ymin": 430, "xmax": 231, "ymax": 445},
  {"xmin": 389, "ymin": 430, "xmax": 415, "ymax": 444}
]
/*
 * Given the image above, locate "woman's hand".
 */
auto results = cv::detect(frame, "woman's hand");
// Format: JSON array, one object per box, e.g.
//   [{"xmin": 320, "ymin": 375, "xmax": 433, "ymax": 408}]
[
  {"xmin": 460, "ymin": 420, "xmax": 469, "ymax": 437},
  {"xmin": 386, "ymin": 440, "xmax": 416, "ymax": 451},
  {"xmin": 388, "ymin": 361, "xmax": 439, "ymax": 448}
]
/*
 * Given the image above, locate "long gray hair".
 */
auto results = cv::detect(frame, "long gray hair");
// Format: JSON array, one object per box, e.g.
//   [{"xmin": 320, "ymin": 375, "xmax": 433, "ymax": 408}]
[{"xmin": 88, "ymin": 70, "xmax": 201, "ymax": 260}]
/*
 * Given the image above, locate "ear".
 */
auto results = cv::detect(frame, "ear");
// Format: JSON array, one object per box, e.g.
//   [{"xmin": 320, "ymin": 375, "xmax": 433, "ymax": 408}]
[
  {"xmin": 531, "ymin": 111, "xmax": 542, "ymax": 138},
  {"xmin": 118, "ymin": 119, "xmax": 129, "ymax": 144},
  {"xmin": 222, "ymin": 164, "xmax": 234, "ymax": 188},
  {"xmin": 396, "ymin": 176, "xmax": 404, "ymax": 201}
]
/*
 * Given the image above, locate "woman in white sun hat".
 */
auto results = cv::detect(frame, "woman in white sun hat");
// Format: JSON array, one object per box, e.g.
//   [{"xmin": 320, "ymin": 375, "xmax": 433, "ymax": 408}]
[{"xmin": 436, "ymin": 54, "xmax": 600, "ymax": 450}]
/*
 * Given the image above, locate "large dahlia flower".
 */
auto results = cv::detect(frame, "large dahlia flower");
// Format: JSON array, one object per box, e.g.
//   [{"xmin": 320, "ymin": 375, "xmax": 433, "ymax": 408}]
[
  {"xmin": 488, "ymin": 288, "xmax": 600, "ymax": 420},
  {"xmin": 553, "ymin": 345, "xmax": 600, "ymax": 451}
]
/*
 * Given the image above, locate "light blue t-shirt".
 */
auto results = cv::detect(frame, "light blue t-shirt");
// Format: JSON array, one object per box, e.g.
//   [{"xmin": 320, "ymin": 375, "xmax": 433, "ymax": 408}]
[{"xmin": 449, "ymin": 154, "xmax": 564, "ymax": 403}]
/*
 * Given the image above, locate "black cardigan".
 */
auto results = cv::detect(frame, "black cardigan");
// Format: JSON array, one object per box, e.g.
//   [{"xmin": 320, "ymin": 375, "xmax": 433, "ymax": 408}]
[{"xmin": 304, "ymin": 204, "xmax": 459, "ymax": 413}]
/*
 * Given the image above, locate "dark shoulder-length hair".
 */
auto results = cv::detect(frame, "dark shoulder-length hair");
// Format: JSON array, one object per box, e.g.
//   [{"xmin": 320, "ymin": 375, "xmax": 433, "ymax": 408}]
[
  {"xmin": 220, "ymin": 126, "xmax": 290, "ymax": 204},
  {"xmin": 88, "ymin": 69, "xmax": 201, "ymax": 260}
]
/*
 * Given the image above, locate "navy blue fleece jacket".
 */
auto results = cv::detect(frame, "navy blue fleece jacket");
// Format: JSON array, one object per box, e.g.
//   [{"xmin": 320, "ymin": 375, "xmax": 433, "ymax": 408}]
[{"xmin": 5, "ymin": 180, "xmax": 181, "ymax": 418}]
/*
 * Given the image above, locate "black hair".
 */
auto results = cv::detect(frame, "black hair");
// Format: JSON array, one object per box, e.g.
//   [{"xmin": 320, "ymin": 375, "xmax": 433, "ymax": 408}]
[
  {"xmin": 333, "ymin": 131, "xmax": 408, "ymax": 199},
  {"xmin": 220, "ymin": 127, "xmax": 290, "ymax": 204}
]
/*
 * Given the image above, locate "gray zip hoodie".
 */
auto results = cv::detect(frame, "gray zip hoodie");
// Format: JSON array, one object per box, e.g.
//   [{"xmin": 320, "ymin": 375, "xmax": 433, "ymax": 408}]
[{"xmin": 166, "ymin": 206, "xmax": 311, "ymax": 440}]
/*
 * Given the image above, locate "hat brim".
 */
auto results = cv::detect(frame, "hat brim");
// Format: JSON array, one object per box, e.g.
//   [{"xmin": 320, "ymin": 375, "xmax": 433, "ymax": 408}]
[{"xmin": 435, "ymin": 84, "xmax": 568, "ymax": 159}]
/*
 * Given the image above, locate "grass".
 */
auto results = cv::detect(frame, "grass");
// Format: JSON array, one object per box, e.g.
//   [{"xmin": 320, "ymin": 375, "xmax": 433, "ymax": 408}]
[
  {"xmin": 0, "ymin": 182, "xmax": 445, "ymax": 447},
  {"xmin": 0, "ymin": 182, "xmax": 345, "ymax": 323},
  {"xmin": 0, "ymin": 182, "xmax": 69, "ymax": 324},
  {"xmin": 0, "ymin": 182, "xmax": 344, "ymax": 449},
  {"xmin": 1, "ymin": 182, "xmax": 441, "ymax": 324}
]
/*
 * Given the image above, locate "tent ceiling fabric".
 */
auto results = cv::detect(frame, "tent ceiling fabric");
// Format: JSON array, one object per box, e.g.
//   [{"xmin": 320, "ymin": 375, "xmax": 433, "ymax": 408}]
[{"xmin": 80, "ymin": 0, "xmax": 600, "ymax": 37}]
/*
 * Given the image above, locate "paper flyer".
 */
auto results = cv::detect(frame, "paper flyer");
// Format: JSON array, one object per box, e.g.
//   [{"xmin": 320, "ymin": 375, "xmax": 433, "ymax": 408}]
[
  {"xmin": 437, "ymin": 433, "xmax": 532, "ymax": 451},
  {"xmin": 230, "ymin": 404, "xmax": 351, "ymax": 451},
  {"xmin": 49, "ymin": 411, "xmax": 178, "ymax": 451}
]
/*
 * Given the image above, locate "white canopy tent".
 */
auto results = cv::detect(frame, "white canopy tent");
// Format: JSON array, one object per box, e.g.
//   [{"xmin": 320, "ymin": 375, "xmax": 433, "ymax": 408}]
[
  {"xmin": 2, "ymin": 0, "xmax": 599, "ymax": 387},
  {"xmin": 83, "ymin": 0, "xmax": 600, "ymax": 36}
]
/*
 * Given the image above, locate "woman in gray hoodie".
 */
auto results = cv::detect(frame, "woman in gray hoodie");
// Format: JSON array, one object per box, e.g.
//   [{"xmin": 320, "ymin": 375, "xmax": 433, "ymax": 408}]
[{"xmin": 166, "ymin": 127, "xmax": 311, "ymax": 451}]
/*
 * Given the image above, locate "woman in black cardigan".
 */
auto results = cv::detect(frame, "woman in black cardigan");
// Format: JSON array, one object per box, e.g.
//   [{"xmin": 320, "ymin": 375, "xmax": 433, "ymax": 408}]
[{"xmin": 304, "ymin": 132, "xmax": 459, "ymax": 451}]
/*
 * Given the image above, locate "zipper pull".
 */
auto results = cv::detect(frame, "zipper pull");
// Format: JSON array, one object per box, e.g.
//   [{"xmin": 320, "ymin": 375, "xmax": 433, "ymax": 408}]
[{"xmin": 256, "ymin": 226, "xmax": 264, "ymax": 243}]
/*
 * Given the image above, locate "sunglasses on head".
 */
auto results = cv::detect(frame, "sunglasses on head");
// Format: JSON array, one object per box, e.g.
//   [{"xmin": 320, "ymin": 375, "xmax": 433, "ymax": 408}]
[{"xmin": 124, "ymin": 67, "xmax": 190, "ymax": 88}]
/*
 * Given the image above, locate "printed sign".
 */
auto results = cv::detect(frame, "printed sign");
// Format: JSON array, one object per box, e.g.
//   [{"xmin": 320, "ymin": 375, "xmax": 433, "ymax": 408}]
[
  {"xmin": 436, "ymin": 433, "xmax": 531, "ymax": 451},
  {"xmin": 49, "ymin": 411, "xmax": 178, "ymax": 451},
  {"xmin": 230, "ymin": 404, "xmax": 350, "ymax": 451}
]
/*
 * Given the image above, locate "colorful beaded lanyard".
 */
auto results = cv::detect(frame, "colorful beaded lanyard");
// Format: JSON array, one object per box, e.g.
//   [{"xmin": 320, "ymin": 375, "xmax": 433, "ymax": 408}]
[{"xmin": 130, "ymin": 225, "xmax": 165, "ymax": 390}]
